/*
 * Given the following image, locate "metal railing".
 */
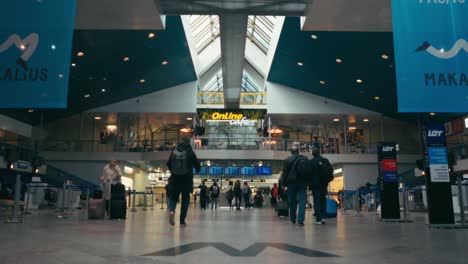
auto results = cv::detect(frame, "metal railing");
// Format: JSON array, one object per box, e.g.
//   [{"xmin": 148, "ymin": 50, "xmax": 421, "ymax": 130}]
[
  {"xmin": 39, "ymin": 139, "xmax": 177, "ymax": 153},
  {"xmin": 197, "ymin": 92, "xmax": 224, "ymax": 105},
  {"xmin": 240, "ymin": 92, "xmax": 267, "ymax": 105}
]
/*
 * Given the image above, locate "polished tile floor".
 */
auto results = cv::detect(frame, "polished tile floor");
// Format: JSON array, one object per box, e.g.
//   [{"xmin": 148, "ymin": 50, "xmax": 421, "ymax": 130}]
[{"xmin": 0, "ymin": 206, "xmax": 467, "ymax": 264}]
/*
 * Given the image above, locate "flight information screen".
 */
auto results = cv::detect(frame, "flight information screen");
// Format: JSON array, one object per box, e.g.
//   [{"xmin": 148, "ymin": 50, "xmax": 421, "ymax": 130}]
[
  {"xmin": 208, "ymin": 167, "xmax": 223, "ymax": 175},
  {"xmin": 256, "ymin": 166, "xmax": 272, "ymax": 176},
  {"xmin": 240, "ymin": 167, "xmax": 256, "ymax": 176},
  {"xmin": 224, "ymin": 167, "xmax": 239, "ymax": 176}
]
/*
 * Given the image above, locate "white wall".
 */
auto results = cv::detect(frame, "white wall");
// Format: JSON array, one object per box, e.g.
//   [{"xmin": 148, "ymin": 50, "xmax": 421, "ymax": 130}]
[
  {"xmin": 343, "ymin": 164, "xmax": 379, "ymax": 190},
  {"xmin": 267, "ymin": 82, "xmax": 381, "ymax": 116},
  {"xmin": 88, "ymin": 81, "xmax": 198, "ymax": 113},
  {"xmin": 0, "ymin": 114, "xmax": 33, "ymax": 138}
]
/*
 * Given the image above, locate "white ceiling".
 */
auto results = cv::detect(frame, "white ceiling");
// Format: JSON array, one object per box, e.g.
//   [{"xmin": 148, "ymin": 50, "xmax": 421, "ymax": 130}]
[
  {"xmin": 75, "ymin": 0, "xmax": 165, "ymax": 30},
  {"xmin": 302, "ymin": 0, "xmax": 392, "ymax": 32}
]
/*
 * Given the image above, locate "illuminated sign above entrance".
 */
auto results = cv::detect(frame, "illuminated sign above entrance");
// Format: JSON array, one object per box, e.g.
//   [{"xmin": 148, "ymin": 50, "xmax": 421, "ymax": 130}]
[
  {"xmin": 210, "ymin": 112, "xmax": 253, "ymax": 125},
  {"xmin": 198, "ymin": 109, "xmax": 266, "ymax": 126}
]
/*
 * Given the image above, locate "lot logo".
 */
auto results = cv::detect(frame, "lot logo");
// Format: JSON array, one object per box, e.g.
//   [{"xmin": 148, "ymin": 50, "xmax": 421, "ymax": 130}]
[
  {"xmin": 0, "ymin": 33, "xmax": 48, "ymax": 81},
  {"xmin": 382, "ymin": 146, "xmax": 395, "ymax": 152},
  {"xmin": 416, "ymin": 39, "xmax": 468, "ymax": 59},
  {"xmin": 428, "ymin": 130, "xmax": 444, "ymax": 137}
]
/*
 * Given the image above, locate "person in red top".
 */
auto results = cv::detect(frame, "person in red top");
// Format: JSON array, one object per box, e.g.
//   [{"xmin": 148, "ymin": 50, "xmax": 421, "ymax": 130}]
[{"xmin": 270, "ymin": 183, "xmax": 279, "ymax": 209}]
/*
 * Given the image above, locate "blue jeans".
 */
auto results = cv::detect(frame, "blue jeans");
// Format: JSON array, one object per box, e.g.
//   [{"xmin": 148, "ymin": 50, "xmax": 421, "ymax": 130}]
[
  {"xmin": 312, "ymin": 187, "xmax": 327, "ymax": 222},
  {"xmin": 169, "ymin": 190, "xmax": 190, "ymax": 224},
  {"xmin": 287, "ymin": 184, "xmax": 307, "ymax": 223}
]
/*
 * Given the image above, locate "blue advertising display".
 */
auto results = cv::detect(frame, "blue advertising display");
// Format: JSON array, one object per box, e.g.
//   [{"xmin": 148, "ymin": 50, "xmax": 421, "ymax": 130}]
[
  {"xmin": 256, "ymin": 166, "xmax": 272, "ymax": 176},
  {"xmin": 425, "ymin": 124, "xmax": 446, "ymax": 147},
  {"xmin": 0, "ymin": 0, "xmax": 76, "ymax": 108},
  {"xmin": 208, "ymin": 167, "xmax": 223, "ymax": 175},
  {"xmin": 240, "ymin": 167, "xmax": 255, "ymax": 176},
  {"xmin": 194, "ymin": 166, "xmax": 207, "ymax": 175},
  {"xmin": 392, "ymin": 1, "xmax": 468, "ymax": 112},
  {"xmin": 224, "ymin": 167, "xmax": 239, "ymax": 176}
]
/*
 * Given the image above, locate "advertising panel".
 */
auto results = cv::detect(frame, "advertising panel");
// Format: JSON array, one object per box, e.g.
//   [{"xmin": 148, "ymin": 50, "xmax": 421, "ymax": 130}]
[{"xmin": 392, "ymin": 0, "xmax": 467, "ymax": 112}]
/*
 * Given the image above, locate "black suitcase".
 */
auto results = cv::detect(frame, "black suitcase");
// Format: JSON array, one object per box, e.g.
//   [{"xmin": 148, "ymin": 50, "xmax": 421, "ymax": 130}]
[
  {"xmin": 109, "ymin": 199, "xmax": 126, "ymax": 219},
  {"xmin": 276, "ymin": 200, "xmax": 289, "ymax": 217},
  {"xmin": 111, "ymin": 183, "xmax": 126, "ymax": 200}
]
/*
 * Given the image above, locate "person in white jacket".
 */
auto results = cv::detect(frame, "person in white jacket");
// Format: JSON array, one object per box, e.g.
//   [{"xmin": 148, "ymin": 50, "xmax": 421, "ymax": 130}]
[{"xmin": 100, "ymin": 160, "xmax": 122, "ymax": 206}]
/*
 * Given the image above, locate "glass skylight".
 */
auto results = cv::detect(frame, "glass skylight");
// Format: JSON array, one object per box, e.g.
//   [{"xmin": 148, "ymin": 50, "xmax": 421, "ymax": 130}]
[
  {"xmin": 247, "ymin": 16, "xmax": 276, "ymax": 54},
  {"xmin": 190, "ymin": 15, "xmax": 220, "ymax": 54},
  {"xmin": 242, "ymin": 72, "xmax": 261, "ymax": 92},
  {"xmin": 202, "ymin": 69, "xmax": 223, "ymax": 92}
]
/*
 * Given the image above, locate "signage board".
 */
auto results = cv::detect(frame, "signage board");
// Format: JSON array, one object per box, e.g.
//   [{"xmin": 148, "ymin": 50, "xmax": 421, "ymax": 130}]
[
  {"xmin": 194, "ymin": 166, "xmax": 207, "ymax": 175},
  {"xmin": 256, "ymin": 166, "xmax": 272, "ymax": 176},
  {"xmin": 428, "ymin": 147, "xmax": 450, "ymax": 182},
  {"xmin": 0, "ymin": 0, "xmax": 76, "ymax": 108},
  {"xmin": 382, "ymin": 159, "xmax": 398, "ymax": 183},
  {"xmin": 224, "ymin": 167, "xmax": 239, "ymax": 176},
  {"xmin": 208, "ymin": 166, "xmax": 223, "ymax": 175},
  {"xmin": 198, "ymin": 109, "xmax": 266, "ymax": 125},
  {"xmin": 392, "ymin": 0, "xmax": 468, "ymax": 112},
  {"xmin": 240, "ymin": 167, "xmax": 255, "ymax": 176}
]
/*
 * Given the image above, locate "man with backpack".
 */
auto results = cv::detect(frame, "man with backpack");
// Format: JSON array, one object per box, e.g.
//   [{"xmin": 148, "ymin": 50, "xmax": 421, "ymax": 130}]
[
  {"xmin": 167, "ymin": 137, "xmax": 201, "ymax": 226},
  {"xmin": 280, "ymin": 142, "xmax": 309, "ymax": 226},
  {"xmin": 210, "ymin": 181, "xmax": 220, "ymax": 210},
  {"xmin": 309, "ymin": 148, "xmax": 334, "ymax": 225}
]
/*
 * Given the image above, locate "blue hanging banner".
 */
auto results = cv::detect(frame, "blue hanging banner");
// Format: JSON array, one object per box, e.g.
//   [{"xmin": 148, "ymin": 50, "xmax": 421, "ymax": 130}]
[
  {"xmin": 392, "ymin": 1, "xmax": 468, "ymax": 112},
  {"xmin": 0, "ymin": 0, "xmax": 76, "ymax": 108}
]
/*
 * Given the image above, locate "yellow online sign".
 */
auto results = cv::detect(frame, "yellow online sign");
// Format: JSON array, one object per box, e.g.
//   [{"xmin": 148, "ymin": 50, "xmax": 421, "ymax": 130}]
[{"xmin": 210, "ymin": 112, "xmax": 244, "ymax": 120}]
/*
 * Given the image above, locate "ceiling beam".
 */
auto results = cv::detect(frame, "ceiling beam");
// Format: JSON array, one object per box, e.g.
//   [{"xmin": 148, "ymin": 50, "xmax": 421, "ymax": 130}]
[{"xmin": 219, "ymin": 14, "xmax": 248, "ymax": 109}]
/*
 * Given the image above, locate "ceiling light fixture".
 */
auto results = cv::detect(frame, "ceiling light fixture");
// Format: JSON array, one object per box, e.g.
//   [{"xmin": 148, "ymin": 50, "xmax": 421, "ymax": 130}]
[
  {"xmin": 297, "ymin": 62, "xmax": 304, "ymax": 66},
  {"xmin": 374, "ymin": 96, "xmax": 380, "ymax": 100},
  {"xmin": 101, "ymin": 88, "xmax": 106, "ymax": 92},
  {"xmin": 84, "ymin": 94, "xmax": 90, "ymax": 98},
  {"xmin": 311, "ymin": 34, "xmax": 318, "ymax": 39},
  {"xmin": 51, "ymin": 44, "xmax": 56, "ymax": 50},
  {"xmin": 71, "ymin": 63, "xmax": 76, "ymax": 67},
  {"xmin": 77, "ymin": 51, "xmax": 84, "ymax": 57},
  {"xmin": 186, "ymin": 117, "xmax": 193, "ymax": 121},
  {"xmin": 319, "ymin": 80, "xmax": 326, "ymax": 85},
  {"xmin": 336, "ymin": 58, "xmax": 342, "ymax": 63},
  {"xmin": 429, "ymin": 112, "xmax": 436, "ymax": 116},
  {"xmin": 27, "ymin": 109, "xmax": 34, "ymax": 113},
  {"xmin": 381, "ymin": 54, "xmax": 389, "ymax": 60},
  {"xmin": 123, "ymin": 57, "xmax": 130, "ymax": 62},
  {"xmin": 333, "ymin": 118, "xmax": 340, "ymax": 122},
  {"xmin": 356, "ymin": 79, "xmax": 363, "ymax": 83},
  {"xmin": 19, "ymin": 44, "xmax": 26, "ymax": 51},
  {"xmin": 94, "ymin": 116, "xmax": 102, "ymax": 120},
  {"xmin": 139, "ymin": 79, "xmax": 145, "ymax": 83},
  {"xmin": 148, "ymin": 32, "xmax": 155, "ymax": 39},
  {"xmin": 363, "ymin": 119, "xmax": 369, "ymax": 122},
  {"xmin": 161, "ymin": 61, "xmax": 168, "ymax": 65}
]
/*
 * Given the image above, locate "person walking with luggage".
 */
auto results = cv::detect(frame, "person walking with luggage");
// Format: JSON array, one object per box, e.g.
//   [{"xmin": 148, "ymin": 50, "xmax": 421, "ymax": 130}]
[
  {"xmin": 100, "ymin": 159, "xmax": 122, "ymax": 213},
  {"xmin": 167, "ymin": 137, "xmax": 201, "ymax": 226},
  {"xmin": 199, "ymin": 181, "xmax": 208, "ymax": 210},
  {"xmin": 210, "ymin": 181, "xmax": 220, "ymax": 210},
  {"xmin": 280, "ymin": 143, "xmax": 309, "ymax": 226},
  {"xmin": 242, "ymin": 182, "xmax": 252, "ymax": 209},
  {"xmin": 234, "ymin": 180, "xmax": 242, "ymax": 210},
  {"xmin": 270, "ymin": 183, "xmax": 279, "ymax": 209},
  {"xmin": 309, "ymin": 148, "xmax": 333, "ymax": 225}
]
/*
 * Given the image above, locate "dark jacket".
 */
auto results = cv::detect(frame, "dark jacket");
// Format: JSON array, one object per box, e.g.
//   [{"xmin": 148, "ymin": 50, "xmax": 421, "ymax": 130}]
[
  {"xmin": 309, "ymin": 155, "xmax": 326, "ymax": 189},
  {"xmin": 167, "ymin": 142, "xmax": 201, "ymax": 192},
  {"xmin": 280, "ymin": 154, "xmax": 303, "ymax": 186},
  {"xmin": 233, "ymin": 182, "xmax": 242, "ymax": 196},
  {"xmin": 210, "ymin": 185, "xmax": 220, "ymax": 198}
]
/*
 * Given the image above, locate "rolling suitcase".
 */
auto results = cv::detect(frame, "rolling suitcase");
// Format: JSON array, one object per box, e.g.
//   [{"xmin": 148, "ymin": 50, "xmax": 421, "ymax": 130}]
[
  {"xmin": 88, "ymin": 198, "xmax": 105, "ymax": 220},
  {"xmin": 109, "ymin": 199, "xmax": 126, "ymax": 220},
  {"xmin": 325, "ymin": 198, "xmax": 338, "ymax": 218},
  {"xmin": 276, "ymin": 200, "xmax": 289, "ymax": 217},
  {"xmin": 111, "ymin": 183, "xmax": 126, "ymax": 200}
]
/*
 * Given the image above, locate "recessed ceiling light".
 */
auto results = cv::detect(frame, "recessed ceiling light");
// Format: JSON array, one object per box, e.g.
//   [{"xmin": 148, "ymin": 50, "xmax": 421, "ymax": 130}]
[
  {"xmin": 71, "ymin": 63, "xmax": 76, "ymax": 67},
  {"xmin": 186, "ymin": 117, "xmax": 193, "ymax": 121},
  {"xmin": 84, "ymin": 94, "xmax": 90, "ymax": 98},
  {"xmin": 139, "ymin": 79, "xmax": 145, "ymax": 83},
  {"xmin": 51, "ymin": 44, "xmax": 56, "ymax": 50},
  {"xmin": 101, "ymin": 88, "xmax": 106, "ymax": 92},
  {"xmin": 123, "ymin": 57, "xmax": 130, "ymax": 62},
  {"xmin": 161, "ymin": 61, "xmax": 168, "ymax": 65},
  {"xmin": 319, "ymin": 80, "xmax": 326, "ymax": 85},
  {"xmin": 77, "ymin": 51, "xmax": 84, "ymax": 57},
  {"xmin": 374, "ymin": 96, "xmax": 380, "ymax": 100},
  {"xmin": 311, "ymin": 34, "xmax": 318, "ymax": 39},
  {"xmin": 19, "ymin": 44, "xmax": 26, "ymax": 51},
  {"xmin": 333, "ymin": 118, "xmax": 340, "ymax": 122},
  {"xmin": 27, "ymin": 109, "xmax": 35, "ymax": 113},
  {"xmin": 429, "ymin": 112, "xmax": 436, "ymax": 116},
  {"xmin": 356, "ymin": 79, "xmax": 363, "ymax": 83},
  {"xmin": 148, "ymin": 32, "xmax": 155, "ymax": 39},
  {"xmin": 363, "ymin": 119, "xmax": 369, "ymax": 122},
  {"xmin": 297, "ymin": 62, "xmax": 304, "ymax": 66},
  {"xmin": 58, "ymin": 74, "xmax": 63, "ymax": 79},
  {"xmin": 381, "ymin": 54, "xmax": 389, "ymax": 60},
  {"xmin": 336, "ymin": 58, "xmax": 342, "ymax": 63},
  {"xmin": 94, "ymin": 116, "xmax": 102, "ymax": 120}
]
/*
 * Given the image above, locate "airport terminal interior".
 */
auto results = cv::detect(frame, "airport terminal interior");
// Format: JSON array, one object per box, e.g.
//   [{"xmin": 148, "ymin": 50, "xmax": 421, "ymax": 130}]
[{"xmin": 0, "ymin": 0, "xmax": 467, "ymax": 263}]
